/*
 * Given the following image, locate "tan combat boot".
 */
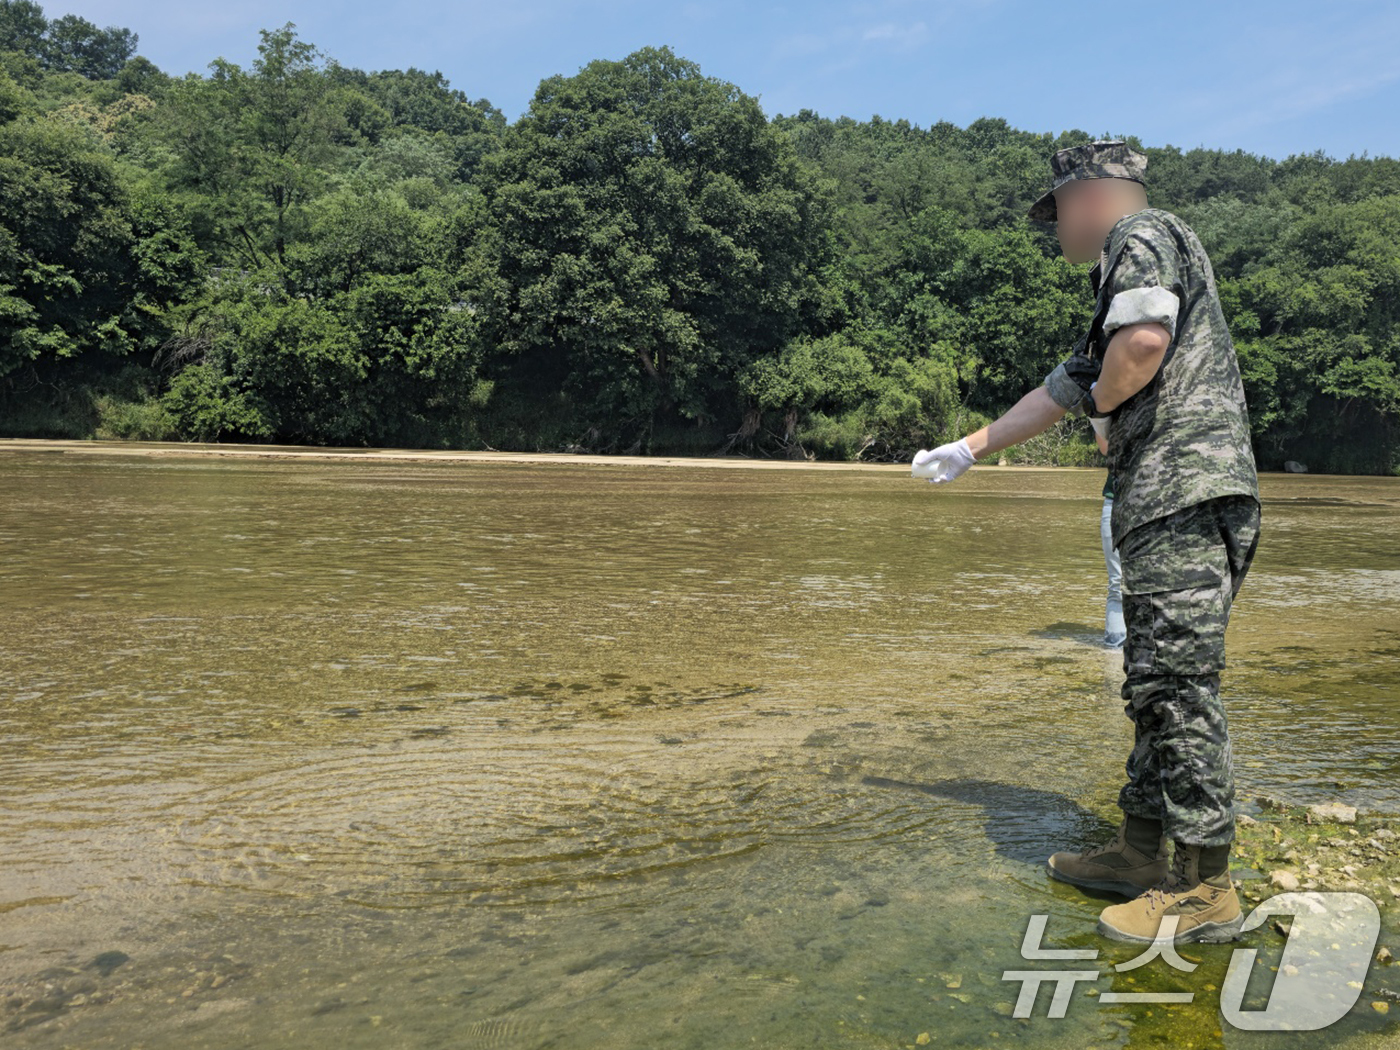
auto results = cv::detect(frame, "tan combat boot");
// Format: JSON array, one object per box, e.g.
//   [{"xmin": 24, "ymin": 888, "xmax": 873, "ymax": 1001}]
[
  {"xmin": 1097, "ymin": 842, "xmax": 1244, "ymax": 943},
  {"xmin": 1045, "ymin": 818, "xmax": 1169, "ymax": 897}
]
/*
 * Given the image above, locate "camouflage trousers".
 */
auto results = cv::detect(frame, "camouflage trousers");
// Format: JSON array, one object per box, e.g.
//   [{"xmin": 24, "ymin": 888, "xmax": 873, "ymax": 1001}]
[{"xmin": 1114, "ymin": 495, "xmax": 1261, "ymax": 847}]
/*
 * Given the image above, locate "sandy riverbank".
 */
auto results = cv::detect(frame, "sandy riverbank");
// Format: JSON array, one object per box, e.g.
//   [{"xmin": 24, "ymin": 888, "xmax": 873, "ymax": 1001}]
[{"xmin": 0, "ymin": 437, "xmax": 1104, "ymax": 472}]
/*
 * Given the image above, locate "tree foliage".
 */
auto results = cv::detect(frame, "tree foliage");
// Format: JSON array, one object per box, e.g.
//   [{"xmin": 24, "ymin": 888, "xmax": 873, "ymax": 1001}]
[
  {"xmin": 1, "ymin": 6, "xmax": 1398, "ymax": 472},
  {"xmin": 474, "ymin": 46, "xmax": 826, "ymax": 449},
  {"xmin": 1, "ymin": 0, "xmax": 136, "ymax": 78}
]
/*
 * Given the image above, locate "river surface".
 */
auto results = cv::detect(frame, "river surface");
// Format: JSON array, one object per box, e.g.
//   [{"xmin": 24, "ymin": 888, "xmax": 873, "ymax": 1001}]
[{"xmin": 1, "ymin": 445, "xmax": 1398, "ymax": 1049}]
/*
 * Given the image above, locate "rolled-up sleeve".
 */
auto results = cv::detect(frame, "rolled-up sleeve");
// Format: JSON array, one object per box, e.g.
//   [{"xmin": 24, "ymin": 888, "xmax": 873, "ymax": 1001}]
[
  {"xmin": 1103, "ymin": 226, "xmax": 1183, "ymax": 339},
  {"xmin": 1043, "ymin": 343, "xmax": 1103, "ymax": 414},
  {"xmin": 1104, "ymin": 285, "xmax": 1180, "ymax": 339},
  {"xmin": 1043, "ymin": 359, "xmax": 1090, "ymax": 412}
]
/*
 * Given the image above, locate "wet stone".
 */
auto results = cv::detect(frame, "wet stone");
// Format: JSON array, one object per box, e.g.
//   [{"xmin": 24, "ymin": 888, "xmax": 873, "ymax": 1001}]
[{"xmin": 86, "ymin": 951, "xmax": 131, "ymax": 977}]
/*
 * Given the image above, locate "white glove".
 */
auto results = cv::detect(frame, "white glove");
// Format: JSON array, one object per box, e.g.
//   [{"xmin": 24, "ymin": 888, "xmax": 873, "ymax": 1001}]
[
  {"xmin": 1088, "ymin": 382, "xmax": 1110, "ymax": 440},
  {"xmin": 911, "ymin": 438, "xmax": 976, "ymax": 484}
]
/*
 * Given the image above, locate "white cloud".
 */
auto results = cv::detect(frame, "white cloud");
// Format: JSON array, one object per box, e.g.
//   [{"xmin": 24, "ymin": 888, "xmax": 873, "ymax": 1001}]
[
  {"xmin": 773, "ymin": 28, "xmax": 853, "ymax": 59},
  {"xmin": 775, "ymin": 13, "xmax": 935, "ymax": 60},
  {"xmin": 862, "ymin": 20, "xmax": 929, "ymax": 48},
  {"xmin": 1181, "ymin": 7, "xmax": 1400, "ymax": 150}
]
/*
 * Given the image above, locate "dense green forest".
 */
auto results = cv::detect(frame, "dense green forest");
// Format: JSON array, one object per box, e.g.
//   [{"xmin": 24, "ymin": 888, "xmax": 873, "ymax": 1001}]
[{"xmin": 2, "ymin": 2, "xmax": 1398, "ymax": 472}]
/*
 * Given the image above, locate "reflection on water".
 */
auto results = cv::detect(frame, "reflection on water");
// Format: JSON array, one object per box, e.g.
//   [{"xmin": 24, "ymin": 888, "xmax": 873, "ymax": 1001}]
[{"xmin": 0, "ymin": 448, "xmax": 1397, "ymax": 1048}]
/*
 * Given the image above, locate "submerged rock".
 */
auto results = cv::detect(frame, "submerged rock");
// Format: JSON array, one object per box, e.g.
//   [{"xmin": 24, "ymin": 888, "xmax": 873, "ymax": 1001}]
[
  {"xmin": 86, "ymin": 951, "xmax": 130, "ymax": 977},
  {"xmin": 1308, "ymin": 802, "xmax": 1358, "ymax": 824}
]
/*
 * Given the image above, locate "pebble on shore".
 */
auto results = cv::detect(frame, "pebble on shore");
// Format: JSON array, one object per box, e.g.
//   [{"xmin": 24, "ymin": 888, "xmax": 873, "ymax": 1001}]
[{"xmin": 1234, "ymin": 796, "xmax": 1397, "ymax": 978}]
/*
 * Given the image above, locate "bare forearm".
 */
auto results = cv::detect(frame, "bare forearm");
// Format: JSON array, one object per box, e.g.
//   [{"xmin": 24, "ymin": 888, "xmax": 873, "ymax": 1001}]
[{"xmin": 965, "ymin": 386, "xmax": 1067, "ymax": 460}]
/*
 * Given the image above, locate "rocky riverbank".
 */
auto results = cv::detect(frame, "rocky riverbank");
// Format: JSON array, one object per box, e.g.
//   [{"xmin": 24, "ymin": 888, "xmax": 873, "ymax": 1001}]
[{"xmin": 1233, "ymin": 796, "xmax": 1399, "ymax": 1016}]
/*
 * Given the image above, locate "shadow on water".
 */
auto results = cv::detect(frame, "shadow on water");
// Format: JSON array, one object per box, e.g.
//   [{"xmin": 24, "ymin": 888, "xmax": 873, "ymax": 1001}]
[
  {"xmin": 1032, "ymin": 620, "xmax": 1109, "ymax": 646},
  {"xmin": 858, "ymin": 775, "xmax": 1397, "ymax": 1050},
  {"xmin": 861, "ymin": 775, "xmax": 1112, "ymax": 866},
  {"xmin": 1, "ymin": 454, "xmax": 1398, "ymax": 1049}
]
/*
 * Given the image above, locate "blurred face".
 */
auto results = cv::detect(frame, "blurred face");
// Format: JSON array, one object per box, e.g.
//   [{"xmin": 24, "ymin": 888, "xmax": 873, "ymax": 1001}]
[
  {"xmin": 1052, "ymin": 177, "xmax": 1147, "ymax": 265},
  {"xmin": 1053, "ymin": 178, "xmax": 1110, "ymax": 264}
]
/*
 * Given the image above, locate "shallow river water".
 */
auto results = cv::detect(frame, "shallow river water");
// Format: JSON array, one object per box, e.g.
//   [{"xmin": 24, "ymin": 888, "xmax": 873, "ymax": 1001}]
[{"xmin": 1, "ymin": 445, "xmax": 1398, "ymax": 1049}]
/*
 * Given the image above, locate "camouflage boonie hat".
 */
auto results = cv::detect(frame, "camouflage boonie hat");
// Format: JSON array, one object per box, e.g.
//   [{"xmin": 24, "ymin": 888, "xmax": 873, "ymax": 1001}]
[{"xmin": 1027, "ymin": 140, "xmax": 1148, "ymax": 222}]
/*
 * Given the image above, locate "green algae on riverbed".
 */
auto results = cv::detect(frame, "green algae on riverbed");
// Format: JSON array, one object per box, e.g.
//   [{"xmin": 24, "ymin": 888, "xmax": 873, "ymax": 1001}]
[
  {"xmin": 1233, "ymin": 801, "xmax": 1400, "ymax": 976},
  {"xmin": 1, "ymin": 448, "xmax": 1398, "ymax": 1048}
]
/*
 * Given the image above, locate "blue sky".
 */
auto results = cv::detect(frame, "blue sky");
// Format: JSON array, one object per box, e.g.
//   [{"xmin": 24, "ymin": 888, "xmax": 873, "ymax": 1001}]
[{"xmin": 53, "ymin": 0, "xmax": 1400, "ymax": 161}]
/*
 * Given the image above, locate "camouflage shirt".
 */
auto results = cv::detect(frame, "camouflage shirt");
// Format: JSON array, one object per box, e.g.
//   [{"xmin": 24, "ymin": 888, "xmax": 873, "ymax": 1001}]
[{"xmin": 1043, "ymin": 208, "xmax": 1259, "ymax": 547}]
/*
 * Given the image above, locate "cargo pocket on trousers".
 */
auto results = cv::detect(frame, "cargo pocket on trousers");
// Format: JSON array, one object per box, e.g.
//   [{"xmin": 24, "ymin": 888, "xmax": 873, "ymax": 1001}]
[{"xmin": 1121, "ymin": 540, "xmax": 1230, "ymax": 676}]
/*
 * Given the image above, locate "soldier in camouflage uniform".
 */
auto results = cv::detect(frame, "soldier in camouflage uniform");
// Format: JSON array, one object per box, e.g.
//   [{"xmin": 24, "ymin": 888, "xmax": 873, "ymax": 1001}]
[{"xmin": 911, "ymin": 141, "xmax": 1261, "ymax": 944}]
